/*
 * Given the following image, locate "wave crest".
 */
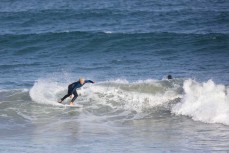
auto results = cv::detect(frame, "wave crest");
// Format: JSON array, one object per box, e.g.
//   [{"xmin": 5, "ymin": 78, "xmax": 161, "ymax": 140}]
[{"xmin": 172, "ymin": 79, "xmax": 229, "ymax": 125}]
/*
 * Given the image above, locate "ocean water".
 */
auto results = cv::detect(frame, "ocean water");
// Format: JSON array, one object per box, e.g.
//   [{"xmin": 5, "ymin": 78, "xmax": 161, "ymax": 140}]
[{"xmin": 0, "ymin": 0, "xmax": 229, "ymax": 152}]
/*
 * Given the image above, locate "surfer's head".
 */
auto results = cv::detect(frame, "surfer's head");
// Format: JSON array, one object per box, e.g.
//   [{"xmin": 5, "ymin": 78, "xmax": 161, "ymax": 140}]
[
  {"xmin": 167, "ymin": 75, "xmax": 172, "ymax": 80},
  {"xmin": 79, "ymin": 78, "xmax": 85, "ymax": 84}
]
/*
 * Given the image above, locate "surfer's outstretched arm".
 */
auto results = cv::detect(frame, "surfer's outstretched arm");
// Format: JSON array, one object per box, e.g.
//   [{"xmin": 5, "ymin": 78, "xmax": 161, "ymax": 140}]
[{"xmin": 85, "ymin": 80, "xmax": 95, "ymax": 84}]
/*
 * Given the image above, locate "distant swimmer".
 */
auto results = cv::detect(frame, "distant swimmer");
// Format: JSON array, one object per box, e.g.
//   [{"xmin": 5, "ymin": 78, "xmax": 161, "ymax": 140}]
[
  {"xmin": 167, "ymin": 75, "xmax": 172, "ymax": 80},
  {"xmin": 58, "ymin": 78, "xmax": 95, "ymax": 106}
]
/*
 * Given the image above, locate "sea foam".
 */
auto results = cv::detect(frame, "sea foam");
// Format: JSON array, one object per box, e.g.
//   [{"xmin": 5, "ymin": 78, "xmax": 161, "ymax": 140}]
[
  {"xmin": 172, "ymin": 79, "xmax": 229, "ymax": 125},
  {"xmin": 29, "ymin": 79, "xmax": 65, "ymax": 106}
]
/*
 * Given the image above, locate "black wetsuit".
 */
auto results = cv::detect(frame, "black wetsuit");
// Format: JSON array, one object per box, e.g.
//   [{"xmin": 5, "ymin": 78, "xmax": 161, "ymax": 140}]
[{"xmin": 61, "ymin": 80, "xmax": 94, "ymax": 102}]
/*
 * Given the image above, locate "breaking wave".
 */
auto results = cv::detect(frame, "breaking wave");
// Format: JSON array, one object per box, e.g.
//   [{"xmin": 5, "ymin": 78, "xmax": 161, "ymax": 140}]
[
  {"xmin": 1, "ymin": 77, "xmax": 229, "ymax": 125},
  {"xmin": 172, "ymin": 79, "xmax": 229, "ymax": 125},
  {"xmin": 28, "ymin": 78, "xmax": 229, "ymax": 125}
]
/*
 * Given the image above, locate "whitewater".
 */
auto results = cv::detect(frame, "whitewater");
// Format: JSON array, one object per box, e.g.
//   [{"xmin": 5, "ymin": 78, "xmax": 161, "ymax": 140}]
[{"xmin": 29, "ymin": 78, "xmax": 229, "ymax": 125}]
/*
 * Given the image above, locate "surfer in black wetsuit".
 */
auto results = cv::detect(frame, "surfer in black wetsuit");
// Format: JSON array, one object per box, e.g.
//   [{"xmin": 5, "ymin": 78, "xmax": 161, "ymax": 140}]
[
  {"xmin": 167, "ymin": 75, "xmax": 172, "ymax": 80},
  {"xmin": 58, "ymin": 78, "xmax": 95, "ymax": 106}
]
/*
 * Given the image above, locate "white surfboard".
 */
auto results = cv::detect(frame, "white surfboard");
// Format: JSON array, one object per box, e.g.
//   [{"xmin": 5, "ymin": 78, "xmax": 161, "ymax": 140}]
[{"xmin": 57, "ymin": 103, "xmax": 83, "ymax": 108}]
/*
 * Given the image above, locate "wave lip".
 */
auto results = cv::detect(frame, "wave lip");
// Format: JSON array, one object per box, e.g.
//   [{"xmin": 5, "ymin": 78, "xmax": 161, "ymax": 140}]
[{"xmin": 172, "ymin": 79, "xmax": 229, "ymax": 125}]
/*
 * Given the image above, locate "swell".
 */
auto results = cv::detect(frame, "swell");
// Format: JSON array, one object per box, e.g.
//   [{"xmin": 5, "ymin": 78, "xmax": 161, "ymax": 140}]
[
  {"xmin": 1, "ymin": 30, "xmax": 228, "ymax": 44},
  {"xmin": 1, "ymin": 6, "xmax": 228, "ymax": 17},
  {"xmin": 1, "ymin": 31, "xmax": 228, "ymax": 54},
  {"xmin": 0, "ymin": 6, "xmax": 228, "ymax": 36},
  {"xmin": 1, "ymin": 28, "xmax": 229, "ymax": 37},
  {"xmin": 1, "ymin": 0, "xmax": 228, "ymax": 13}
]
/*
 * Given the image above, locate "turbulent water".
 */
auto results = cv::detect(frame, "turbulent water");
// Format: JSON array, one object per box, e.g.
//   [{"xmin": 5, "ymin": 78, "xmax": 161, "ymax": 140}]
[{"xmin": 1, "ymin": 0, "xmax": 229, "ymax": 152}]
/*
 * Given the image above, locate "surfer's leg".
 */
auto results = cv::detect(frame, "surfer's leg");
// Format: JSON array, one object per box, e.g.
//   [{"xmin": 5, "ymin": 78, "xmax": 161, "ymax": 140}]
[
  {"xmin": 59, "ymin": 85, "xmax": 72, "ymax": 103},
  {"xmin": 70, "ymin": 90, "xmax": 78, "ymax": 106},
  {"xmin": 59, "ymin": 94, "xmax": 70, "ymax": 102}
]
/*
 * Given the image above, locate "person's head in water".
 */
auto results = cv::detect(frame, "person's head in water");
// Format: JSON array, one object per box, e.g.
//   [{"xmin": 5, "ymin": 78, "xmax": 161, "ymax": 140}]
[
  {"xmin": 167, "ymin": 75, "xmax": 172, "ymax": 80},
  {"xmin": 79, "ymin": 78, "xmax": 85, "ymax": 84}
]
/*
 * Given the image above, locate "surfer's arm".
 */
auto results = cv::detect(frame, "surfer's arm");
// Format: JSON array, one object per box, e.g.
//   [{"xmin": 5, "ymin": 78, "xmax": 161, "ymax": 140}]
[{"xmin": 85, "ymin": 80, "xmax": 95, "ymax": 84}]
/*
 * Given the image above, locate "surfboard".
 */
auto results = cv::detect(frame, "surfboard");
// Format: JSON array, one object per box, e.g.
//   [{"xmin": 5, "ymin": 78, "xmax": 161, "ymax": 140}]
[{"xmin": 57, "ymin": 103, "xmax": 83, "ymax": 108}]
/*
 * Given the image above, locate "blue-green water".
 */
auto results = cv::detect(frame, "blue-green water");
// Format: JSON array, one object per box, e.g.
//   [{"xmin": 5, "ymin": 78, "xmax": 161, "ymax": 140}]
[{"xmin": 0, "ymin": 0, "xmax": 229, "ymax": 152}]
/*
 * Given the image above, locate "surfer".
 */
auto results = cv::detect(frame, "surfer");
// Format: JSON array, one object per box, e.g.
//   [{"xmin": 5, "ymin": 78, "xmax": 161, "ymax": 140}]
[
  {"xmin": 167, "ymin": 75, "xmax": 172, "ymax": 80},
  {"xmin": 58, "ymin": 78, "xmax": 95, "ymax": 106}
]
